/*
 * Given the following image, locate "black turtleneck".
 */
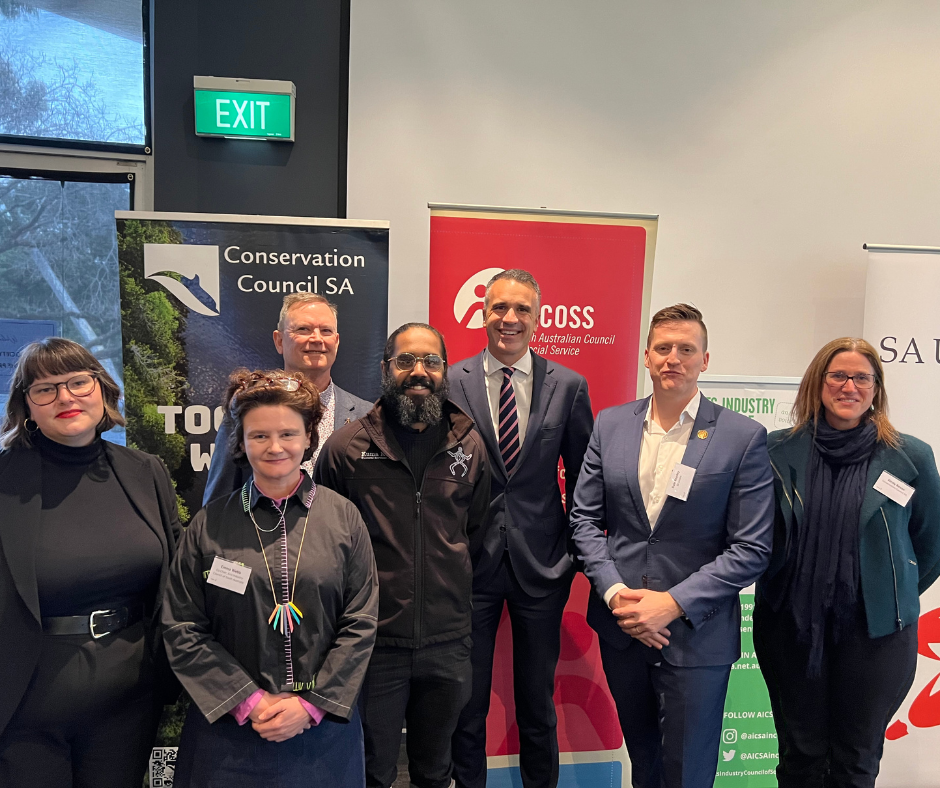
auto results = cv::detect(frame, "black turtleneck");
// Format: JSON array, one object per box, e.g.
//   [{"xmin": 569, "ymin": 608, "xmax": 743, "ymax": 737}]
[
  {"xmin": 390, "ymin": 420, "xmax": 445, "ymax": 486},
  {"xmin": 34, "ymin": 432, "xmax": 163, "ymax": 617}
]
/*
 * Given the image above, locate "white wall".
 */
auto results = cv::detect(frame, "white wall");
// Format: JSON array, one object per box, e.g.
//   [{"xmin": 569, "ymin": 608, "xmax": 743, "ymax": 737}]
[{"xmin": 346, "ymin": 0, "xmax": 940, "ymax": 377}]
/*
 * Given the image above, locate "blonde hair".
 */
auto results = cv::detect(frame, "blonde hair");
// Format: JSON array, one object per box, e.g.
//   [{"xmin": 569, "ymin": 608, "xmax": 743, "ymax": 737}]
[
  {"xmin": 790, "ymin": 337, "xmax": 899, "ymax": 447},
  {"xmin": 277, "ymin": 294, "xmax": 338, "ymax": 332}
]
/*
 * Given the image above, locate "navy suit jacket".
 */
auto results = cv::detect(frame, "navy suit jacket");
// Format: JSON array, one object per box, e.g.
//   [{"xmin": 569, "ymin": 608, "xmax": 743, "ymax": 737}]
[
  {"xmin": 203, "ymin": 383, "xmax": 372, "ymax": 506},
  {"xmin": 569, "ymin": 395, "xmax": 774, "ymax": 667},
  {"xmin": 449, "ymin": 350, "xmax": 593, "ymax": 597}
]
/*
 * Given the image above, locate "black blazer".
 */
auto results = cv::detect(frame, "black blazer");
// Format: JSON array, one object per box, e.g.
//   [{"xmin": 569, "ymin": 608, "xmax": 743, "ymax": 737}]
[
  {"xmin": 0, "ymin": 441, "xmax": 182, "ymax": 736},
  {"xmin": 449, "ymin": 350, "xmax": 594, "ymax": 597}
]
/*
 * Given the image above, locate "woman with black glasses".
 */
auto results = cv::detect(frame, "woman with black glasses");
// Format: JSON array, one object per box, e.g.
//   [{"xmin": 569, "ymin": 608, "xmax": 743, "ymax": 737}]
[
  {"xmin": 755, "ymin": 337, "xmax": 940, "ymax": 788},
  {"xmin": 0, "ymin": 338, "xmax": 181, "ymax": 788},
  {"xmin": 163, "ymin": 369, "xmax": 378, "ymax": 787}
]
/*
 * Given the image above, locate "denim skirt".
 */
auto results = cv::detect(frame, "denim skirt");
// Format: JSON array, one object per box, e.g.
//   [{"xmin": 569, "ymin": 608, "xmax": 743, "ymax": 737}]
[{"xmin": 172, "ymin": 700, "xmax": 365, "ymax": 787}]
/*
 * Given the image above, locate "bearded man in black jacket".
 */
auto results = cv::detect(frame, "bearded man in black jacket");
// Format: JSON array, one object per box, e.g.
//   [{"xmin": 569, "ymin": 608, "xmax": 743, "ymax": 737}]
[{"xmin": 315, "ymin": 322, "xmax": 492, "ymax": 788}]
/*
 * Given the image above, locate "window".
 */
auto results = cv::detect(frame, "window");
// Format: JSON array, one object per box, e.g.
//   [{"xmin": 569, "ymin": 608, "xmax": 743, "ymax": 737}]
[
  {"xmin": 0, "ymin": 169, "xmax": 132, "ymax": 441},
  {"xmin": 0, "ymin": 0, "xmax": 149, "ymax": 151}
]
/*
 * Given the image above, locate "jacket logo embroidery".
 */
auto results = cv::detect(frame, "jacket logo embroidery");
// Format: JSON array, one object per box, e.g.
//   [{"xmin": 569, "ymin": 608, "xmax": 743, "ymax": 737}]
[
  {"xmin": 448, "ymin": 446, "xmax": 472, "ymax": 478},
  {"xmin": 360, "ymin": 450, "xmax": 389, "ymax": 460}
]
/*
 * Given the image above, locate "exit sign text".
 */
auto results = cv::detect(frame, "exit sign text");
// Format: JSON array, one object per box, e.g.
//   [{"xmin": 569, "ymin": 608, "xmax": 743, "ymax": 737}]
[{"xmin": 194, "ymin": 90, "xmax": 292, "ymax": 140}]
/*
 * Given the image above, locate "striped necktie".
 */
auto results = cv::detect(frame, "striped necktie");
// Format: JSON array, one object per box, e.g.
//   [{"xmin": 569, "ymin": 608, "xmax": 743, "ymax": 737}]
[{"xmin": 498, "ymin": 367, "xmax": 521, "ymax": 474}]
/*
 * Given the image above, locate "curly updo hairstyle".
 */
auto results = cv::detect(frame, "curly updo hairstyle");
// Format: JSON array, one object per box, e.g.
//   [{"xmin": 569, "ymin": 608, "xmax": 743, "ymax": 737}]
[{"xmin": 222, "ymin": 369, "xmax": 323, "ymax": 465}]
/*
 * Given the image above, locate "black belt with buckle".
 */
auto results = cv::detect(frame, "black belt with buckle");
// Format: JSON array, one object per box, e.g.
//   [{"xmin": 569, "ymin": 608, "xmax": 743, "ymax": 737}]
[{"xmin": 42, "ymin": 605, "xmax": 145, "ymax": 639}]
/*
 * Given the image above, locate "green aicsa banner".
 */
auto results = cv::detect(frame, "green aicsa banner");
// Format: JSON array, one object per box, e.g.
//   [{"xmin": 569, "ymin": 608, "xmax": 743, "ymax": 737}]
[
  {"xmin": 194, "ymin": 89, "xmax": 291, "ymax": 139},
  {"xmin": 715, "ymin": 594, "xmax": 778, "ymax": 786},
  {"xmin": 697, "ymin": 380, "xmax": 795, "ymax": 786}
]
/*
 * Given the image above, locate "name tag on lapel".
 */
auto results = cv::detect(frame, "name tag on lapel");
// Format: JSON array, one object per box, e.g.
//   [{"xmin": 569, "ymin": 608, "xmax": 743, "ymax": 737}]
[
  {"xmin": 667, "ymin": 463, "xmax": 696, "ymax": 501},
  {"xmin": 874, "ymin": 471, "xmax": 915, "ymax": 507},
  {"xmin": 207, "ymin": 557, "xmax": 251, "ymax": 594}
]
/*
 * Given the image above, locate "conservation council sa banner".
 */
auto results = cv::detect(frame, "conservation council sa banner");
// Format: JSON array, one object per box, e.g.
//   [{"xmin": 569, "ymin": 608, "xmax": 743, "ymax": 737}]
[{"xmin": 116, "ymin": 211, "xmax": 389, "ymax": 517}]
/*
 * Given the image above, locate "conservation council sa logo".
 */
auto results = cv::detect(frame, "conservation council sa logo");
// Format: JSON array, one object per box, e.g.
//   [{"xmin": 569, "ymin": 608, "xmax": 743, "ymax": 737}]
[
  {"xmin": 453, "ymin": 267, "xmax": 504, "ymax": 329},
  {"xmin": 144, "ymin": 243, "xmax": 221, "ymax": 317}
]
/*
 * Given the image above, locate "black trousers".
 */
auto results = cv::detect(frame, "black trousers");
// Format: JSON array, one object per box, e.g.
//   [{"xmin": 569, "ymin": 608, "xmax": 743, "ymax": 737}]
[
  {"xmin": 0, "ymin": 622, "xmax": 161, "ymax": 788},
  {"xmin": 599, "ymin": 637, "xmax": 731, "ymax": 788},
  {"xmin": 359, "ymin": 637, "xmax": 473, "ymax": 788},
  {"xmin": 452, "ymin": 555, "xmax": 572, "ymax": 788},
  {"xmin": 753, "ymin": 604, "xmax": 918, "ymax": 788}
]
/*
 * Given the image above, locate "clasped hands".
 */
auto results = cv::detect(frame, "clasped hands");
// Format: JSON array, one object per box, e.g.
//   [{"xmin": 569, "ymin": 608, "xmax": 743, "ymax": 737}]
[
  {"xmin": 248, "ymin": 691, "xmax": 313, "ymax": 742},
  {"xmin": 609, "ymin": 587, "xmax": 682, "ymax": 650}
]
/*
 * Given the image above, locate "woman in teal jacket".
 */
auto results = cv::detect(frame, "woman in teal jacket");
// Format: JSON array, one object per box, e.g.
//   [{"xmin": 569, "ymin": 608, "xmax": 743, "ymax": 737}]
[{"xmin": 755, "ymin": 337, "xmax": 940, "ymax": 788}]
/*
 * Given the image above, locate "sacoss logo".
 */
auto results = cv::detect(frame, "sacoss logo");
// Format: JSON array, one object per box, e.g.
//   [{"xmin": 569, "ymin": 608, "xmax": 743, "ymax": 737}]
[
  {"xmin": 453, "ymin": 267, "xmax": 504, "ymax": 329},
  {"xmin": 144, "ymin": 244, "xmax": 221, "ymax": 317}
]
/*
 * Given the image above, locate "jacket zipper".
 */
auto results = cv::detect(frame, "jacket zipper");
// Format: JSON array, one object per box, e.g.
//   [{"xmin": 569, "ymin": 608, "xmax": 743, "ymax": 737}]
[
  {"xmin": 413, "ymin": 436, "xmax": 464, "ymax": 647},
  {"xmin": 414, "ymin": 487, "xmax": 423, "ymax": 645},
  {"xmin": 769, "ymin": 460, "xmax": 793, "ymax": 509},
  {"xmin": 881, "ymin": 507, "xmax": 903, "ymax": 630}
]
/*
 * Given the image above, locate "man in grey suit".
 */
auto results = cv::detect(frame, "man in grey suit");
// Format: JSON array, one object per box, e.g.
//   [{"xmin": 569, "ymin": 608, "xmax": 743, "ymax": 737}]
[
  {"xmin": 203, "ymin": 292, "xmax": 372, "ymax": 504},
  {"xmin": 450, "ymin": 269, "xmax": 594, "ymax": 788},
  {"xmin": 569, "ymin": 303, "xmax": 774, "ymax": 788}
]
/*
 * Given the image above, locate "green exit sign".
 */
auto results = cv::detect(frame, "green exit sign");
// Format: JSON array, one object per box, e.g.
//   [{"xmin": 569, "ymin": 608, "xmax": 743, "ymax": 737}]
[{"xmin": 193, "ymin": 76, "xmax": 295, "ymax": 141}]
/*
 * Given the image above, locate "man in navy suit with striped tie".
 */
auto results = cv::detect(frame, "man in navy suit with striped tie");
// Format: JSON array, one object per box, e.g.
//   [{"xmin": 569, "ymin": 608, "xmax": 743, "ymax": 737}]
[{"xmin": 450, "ymin": 269, "xmax": 594, "ymax": 788}]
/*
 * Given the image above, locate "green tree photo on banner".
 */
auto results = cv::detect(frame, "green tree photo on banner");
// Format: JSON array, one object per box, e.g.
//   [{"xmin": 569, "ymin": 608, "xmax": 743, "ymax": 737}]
[
  {"xmin": 118, "ymin": 218, "xmax": 189, "ymax": 519},
  {"xmin": 118, "ymin": 218, "xmax": 192, "ymax": 763}
]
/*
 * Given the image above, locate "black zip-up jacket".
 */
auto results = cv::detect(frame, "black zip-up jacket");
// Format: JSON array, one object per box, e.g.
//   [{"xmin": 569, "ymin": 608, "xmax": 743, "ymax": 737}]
[{"xmin": 315, "ymin": 400, "xmax": 491, "ymax": 648}]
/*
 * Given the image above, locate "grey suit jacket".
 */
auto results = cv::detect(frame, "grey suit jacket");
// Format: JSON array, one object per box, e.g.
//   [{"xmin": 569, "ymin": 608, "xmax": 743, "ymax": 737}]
[
  {"xmin": 569, "ymin": 395, "xmax": 774, "ymax": 667},
  {"xmin": 203, "ymin": 383, "xmax": 372, "ymax": 506},
  {"xmin": 449, "ymin": 350, "xmax": 593, "ymax": 597}
]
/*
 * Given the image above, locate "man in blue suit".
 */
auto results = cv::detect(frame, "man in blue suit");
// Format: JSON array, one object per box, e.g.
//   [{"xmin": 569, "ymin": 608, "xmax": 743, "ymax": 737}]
[
  {"xmin": 203, "ymin": 293, "xmax": 372, "ymax": 504},
  {"xmin": 569, "ymin": 303, "xmax": 774, "ymax": 788},
  {"xmin": 450, "ymin": 269, "xmax": 593, "ymax": 788}
]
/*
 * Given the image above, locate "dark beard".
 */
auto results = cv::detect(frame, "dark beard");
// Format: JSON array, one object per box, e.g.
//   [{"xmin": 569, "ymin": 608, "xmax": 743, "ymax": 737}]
[{"xmin": 381, "ymin": 373, "xmax": 449, "ymax": 428}]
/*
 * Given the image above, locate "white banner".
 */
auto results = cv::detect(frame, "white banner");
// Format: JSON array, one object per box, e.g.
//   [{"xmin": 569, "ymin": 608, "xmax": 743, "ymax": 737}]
[
  {"xmin": 864, "ymin": 247, "xmax": 940, "ymax": 787},
  {"xmin": 697, "ymin": 375, "xmax": 800, "ymax": 435}
]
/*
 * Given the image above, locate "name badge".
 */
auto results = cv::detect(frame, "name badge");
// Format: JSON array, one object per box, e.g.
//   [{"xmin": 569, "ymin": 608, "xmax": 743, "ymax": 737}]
[
  {"xmin": 873, "ymin": 471, "xmax": 915, "ymax": 507},
  {"xmin": 667, "ymin": 463, "xmax": 696, "ymax": 501},
  {"xmin": 207, "ymin": 557, "xmax": 252, "ymax": 594}
]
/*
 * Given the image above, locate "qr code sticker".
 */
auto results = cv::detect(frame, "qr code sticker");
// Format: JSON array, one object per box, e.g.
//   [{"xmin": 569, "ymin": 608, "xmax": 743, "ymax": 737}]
[{"xmin": 150, "ymin": 747, "xmax": 177, "ymax": 787}]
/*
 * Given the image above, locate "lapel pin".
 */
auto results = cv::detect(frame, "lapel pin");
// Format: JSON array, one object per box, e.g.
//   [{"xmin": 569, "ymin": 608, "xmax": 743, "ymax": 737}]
[
  {"xmin": 697, "ymin": 430, "xmax": 708, "ymax": 439},
  {"xmin": 345, "ymin": 418, "xmax": 352, "ymax": 425}
]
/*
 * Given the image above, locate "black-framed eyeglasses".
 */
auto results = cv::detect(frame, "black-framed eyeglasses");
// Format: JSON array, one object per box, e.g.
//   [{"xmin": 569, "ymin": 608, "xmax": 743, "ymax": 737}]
[
  {"xmin": 387, "ymin": 353, "xmax": 445, "ymax": 372},
  {"xmin": 26, "ymin": 374, "xmax": 99, "ymax": 406},
  {"xmin": 825, "ymin": 371, "xmax": 876, "ymax": 390}
]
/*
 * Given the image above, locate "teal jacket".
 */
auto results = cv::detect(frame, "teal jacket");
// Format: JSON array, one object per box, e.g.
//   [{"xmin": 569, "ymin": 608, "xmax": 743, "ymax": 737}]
[{"xmin": 760, "ymin": 427, "xmax": 940, "ymax": 638}]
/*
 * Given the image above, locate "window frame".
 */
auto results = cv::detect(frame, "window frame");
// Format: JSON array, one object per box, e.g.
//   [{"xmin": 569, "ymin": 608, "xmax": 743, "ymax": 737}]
[
  {"xmin": 0, "ymin": 145, "xmax": 151, "ymax": 209},
  {"xmin": 0, "ymin": 166, "xmax": 137, "ymax": 209}
]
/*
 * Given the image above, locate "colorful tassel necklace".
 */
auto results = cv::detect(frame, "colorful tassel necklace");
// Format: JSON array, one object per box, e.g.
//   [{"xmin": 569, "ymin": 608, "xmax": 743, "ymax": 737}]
[{"xmin": 242, "ymin": 481, "xmax": 310, "ymax": 636}]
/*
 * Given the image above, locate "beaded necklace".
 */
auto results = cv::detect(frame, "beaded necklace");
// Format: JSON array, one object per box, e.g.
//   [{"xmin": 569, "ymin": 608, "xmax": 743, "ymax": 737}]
[{"xmin": 241, "ymin": 481, "xmax": 309, "ymax": 635}]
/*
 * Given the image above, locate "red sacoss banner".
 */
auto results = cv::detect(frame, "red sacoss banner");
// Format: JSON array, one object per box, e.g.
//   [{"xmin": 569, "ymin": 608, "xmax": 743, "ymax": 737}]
[{"xmin": 429, "ymin": 208, "xmax": 657, "ymax": 760}]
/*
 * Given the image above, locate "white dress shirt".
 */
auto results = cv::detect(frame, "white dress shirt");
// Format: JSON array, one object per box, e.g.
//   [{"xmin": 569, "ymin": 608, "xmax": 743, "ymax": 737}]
[
  {"xmin": 639, "ymin": 389, "xmax": 701, "ymax": 531},
  {"xmin": 604, "ymin": 390, "xmax": 701, "ymax": 605},
  {"xmin": 483, "ymin": 348, "xmax": 534, "ymax": 447},
  {"xmin": 303, "ymin": 380, "xmax": 335, "ymax": 473}
]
